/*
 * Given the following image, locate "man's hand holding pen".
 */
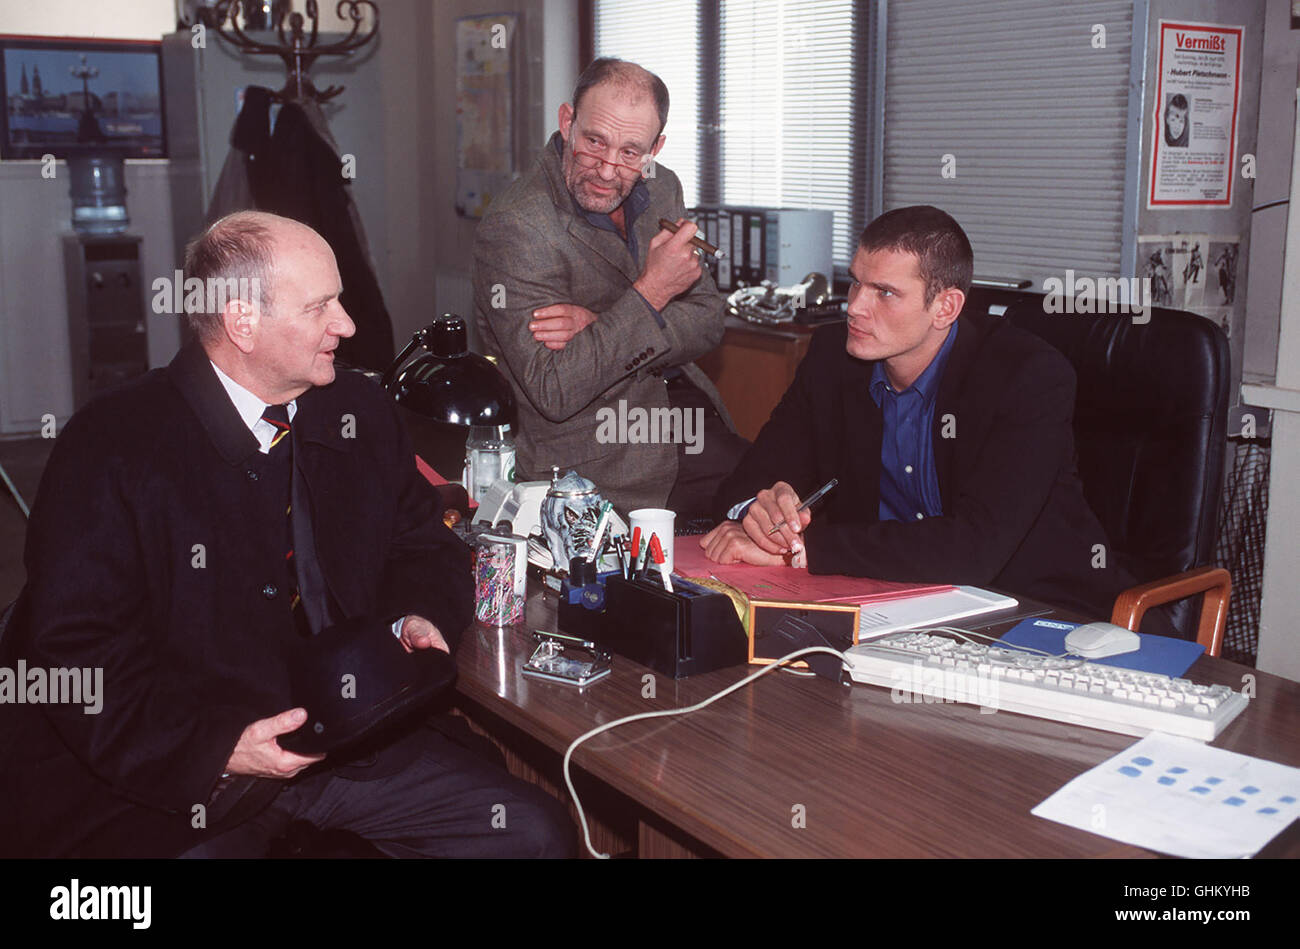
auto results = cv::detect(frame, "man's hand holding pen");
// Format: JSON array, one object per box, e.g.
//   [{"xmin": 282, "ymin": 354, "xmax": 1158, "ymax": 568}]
[
  {"xmin": 700, "ymin": 480, "xmax": 812, "ymax": 566},
  {"xmin": 702, "ymin": 478, "xmax": 837, "ymax": 567},
  {"xmin": 749, "ymin": 481, "xmax": 815, "ymax": 553}
]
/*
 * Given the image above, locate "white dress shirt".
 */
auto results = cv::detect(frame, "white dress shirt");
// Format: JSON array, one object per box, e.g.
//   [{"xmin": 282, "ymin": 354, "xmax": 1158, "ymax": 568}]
[{"xmin": 209, "ymin": 360, "xmax": 298, "ymax": 454}]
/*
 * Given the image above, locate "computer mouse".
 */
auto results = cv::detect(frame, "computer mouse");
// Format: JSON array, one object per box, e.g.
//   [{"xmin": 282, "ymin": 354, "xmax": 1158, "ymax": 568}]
[{"xmin": 1063, "ymin": 622, "xmax": 1141, "ymax": 659}]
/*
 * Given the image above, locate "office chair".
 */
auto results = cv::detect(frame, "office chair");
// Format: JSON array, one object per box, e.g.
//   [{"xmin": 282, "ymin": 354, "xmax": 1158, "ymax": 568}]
[{"xmin": 963, "ymin": 289, "xmax": 1231, "ymax": 656}]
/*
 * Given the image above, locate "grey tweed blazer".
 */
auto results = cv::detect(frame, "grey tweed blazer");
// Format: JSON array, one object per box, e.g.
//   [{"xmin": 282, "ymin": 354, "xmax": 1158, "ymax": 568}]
[{"xmin": 472, "ymin": 132, "xmax": 733, "ymax": 514}]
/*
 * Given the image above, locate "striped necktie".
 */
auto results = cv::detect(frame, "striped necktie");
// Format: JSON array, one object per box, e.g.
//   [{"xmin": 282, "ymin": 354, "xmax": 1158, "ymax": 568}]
[
  {"xmin": 262, "ymin": 402, "xmax": 292, "ymax": 451},
  {"xmin": 260, "ymin": 403, "xmax": 310, "ymax": 636}
]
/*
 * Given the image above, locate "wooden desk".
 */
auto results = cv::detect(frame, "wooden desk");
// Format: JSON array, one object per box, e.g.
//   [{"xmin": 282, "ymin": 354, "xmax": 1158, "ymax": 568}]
[{"xmin": 452, "ymin": 586, "xmax": 1300, "ymax": 858}]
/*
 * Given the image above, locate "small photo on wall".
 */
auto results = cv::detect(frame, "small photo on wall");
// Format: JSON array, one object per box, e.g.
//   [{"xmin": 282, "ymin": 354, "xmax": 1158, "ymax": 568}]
[{"xmin": 1206, "ymin": 240, "xmax": 1239, "ymax": 307}]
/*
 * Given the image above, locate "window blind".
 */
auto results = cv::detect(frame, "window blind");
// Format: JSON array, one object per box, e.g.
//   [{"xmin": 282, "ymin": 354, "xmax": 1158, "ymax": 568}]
[
  {"xmin": 883, "ymin": 0, "xmax": 1134, "ymax": 286},
  {"xmin": 719, "ymin": 0, "xmax": 859, "ymax": 267},
  {"xmin": 593, "ymin": 0, "xmax": 703, "ymax": 207},
  {"xmin": 595, "ymin": 0, "xmax": 863, "ymax": 268}
]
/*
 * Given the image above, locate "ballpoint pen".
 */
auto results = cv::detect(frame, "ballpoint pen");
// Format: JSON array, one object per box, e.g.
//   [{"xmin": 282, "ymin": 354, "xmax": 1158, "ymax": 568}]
[{"xmin": 766, "ymin": 478, "xmax": 839, "ymax": 536}]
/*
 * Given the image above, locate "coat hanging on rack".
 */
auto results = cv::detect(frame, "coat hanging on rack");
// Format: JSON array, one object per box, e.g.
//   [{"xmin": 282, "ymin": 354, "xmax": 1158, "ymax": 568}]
[{"xmin": 206, "ymin": 85, "xmax": 395, "ymax": 370}]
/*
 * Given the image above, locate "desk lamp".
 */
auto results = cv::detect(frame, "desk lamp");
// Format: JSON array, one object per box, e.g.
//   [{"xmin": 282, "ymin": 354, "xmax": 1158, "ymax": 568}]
[{"xmin": 381, "ymin": 314, "xmax": 517, "ymax": 501}]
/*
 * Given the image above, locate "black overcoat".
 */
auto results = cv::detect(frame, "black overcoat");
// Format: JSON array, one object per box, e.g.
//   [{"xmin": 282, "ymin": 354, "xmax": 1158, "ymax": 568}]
[{"xmin": 0, "ymin": 343, "xmax": 473, "ymax": 856}]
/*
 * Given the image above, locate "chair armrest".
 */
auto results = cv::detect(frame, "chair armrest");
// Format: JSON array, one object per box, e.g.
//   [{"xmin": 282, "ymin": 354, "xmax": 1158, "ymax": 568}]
[{"xmin": 1110, "ymin": 566, "xmax": 1231, "ymax": 657}]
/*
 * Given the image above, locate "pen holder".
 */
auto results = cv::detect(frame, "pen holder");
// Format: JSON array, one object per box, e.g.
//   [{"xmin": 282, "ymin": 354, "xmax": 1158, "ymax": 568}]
[
  {"xmin": 556, "ymin": 561, "xmax": 619, "ymax": 642},
  {"xmin": 593, "ymin": 575, "xmax": 748, "ymax": 679}
]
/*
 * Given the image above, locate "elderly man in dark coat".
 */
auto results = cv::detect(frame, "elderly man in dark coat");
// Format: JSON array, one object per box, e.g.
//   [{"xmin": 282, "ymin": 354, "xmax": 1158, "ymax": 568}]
[{"xmin": 0, "ymin": 211, "xmax": 573, "ymax": 858}]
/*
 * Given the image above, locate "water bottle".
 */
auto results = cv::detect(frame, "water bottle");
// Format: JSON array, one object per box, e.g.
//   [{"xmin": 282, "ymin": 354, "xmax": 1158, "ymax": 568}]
[{"xmin": 463, "ymin": 424, "xmax": 516, "ymax": 502}]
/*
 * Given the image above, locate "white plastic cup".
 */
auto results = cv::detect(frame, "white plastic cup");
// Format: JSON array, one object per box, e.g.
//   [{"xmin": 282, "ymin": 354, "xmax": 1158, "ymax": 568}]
[{"xmin": 629, "ymin": 508, "xmax": 676, "ymax": 573}]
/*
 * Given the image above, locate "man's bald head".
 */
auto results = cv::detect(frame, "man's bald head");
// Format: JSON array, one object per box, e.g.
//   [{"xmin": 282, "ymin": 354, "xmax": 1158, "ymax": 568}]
[
  {"xmin": 186, "ymin": 210, "xmax": 352, "ymax": 403},
  {"xmin": 572, "ymin": 58, "xmax": 669, "ymax": 137},
  {"xmin": 182, "ymin": 211, "xmax": 284, "ymax": 343},
  {"xmin": 183, "ymin": 211, "xmax": 331, "ymax": 343}
]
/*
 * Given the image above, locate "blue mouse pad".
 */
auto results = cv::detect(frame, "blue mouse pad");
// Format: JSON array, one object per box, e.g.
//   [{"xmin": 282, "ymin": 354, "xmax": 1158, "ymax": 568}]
[{"xmin": 998, "ymin": 618, "xmax": 1205, "ymax": 678}]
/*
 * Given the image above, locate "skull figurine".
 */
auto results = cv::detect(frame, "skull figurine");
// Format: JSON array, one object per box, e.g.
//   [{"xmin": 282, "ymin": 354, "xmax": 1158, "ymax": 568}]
[{"xmin": 539, "ymin": 468, "xmax": 604, "ymax": 573}]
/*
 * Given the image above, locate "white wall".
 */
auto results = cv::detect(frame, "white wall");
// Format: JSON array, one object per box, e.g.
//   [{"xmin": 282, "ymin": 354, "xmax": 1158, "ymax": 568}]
[
  {"xmin": 0, "ymin": 1, "xmax": 359, "ymax": 40},
  {"xmin": 1242, "ymin": 0, "xmax": 1300, "ymax": 382},
  {"xmin": 1251, "ymin": 1, "xmax": 1300, "ymax": 681},
  {"xmin": 0, "ymin": 1, "xmax": 175, "ymax": 40},
  {"xmin": 0, "ymin": 163, "xmax": 176, "ymax": 434},
  {"xmin": 0, "ymin": 4, "xmax": 178, "ymax": 434},
  {"xmin": 0, "ymin": 1, "xmax": 406, "ymax": 434}
]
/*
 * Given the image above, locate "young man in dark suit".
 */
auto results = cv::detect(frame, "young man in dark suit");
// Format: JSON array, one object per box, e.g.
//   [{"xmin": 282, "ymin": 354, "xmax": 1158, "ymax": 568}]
[
  {"xmin": 0, "ymin": 211, "xmax": 573, "ymax": 858},
  {"xmin": 702, "ymin": 206, "xmax": 1129, "ymax": 620}
]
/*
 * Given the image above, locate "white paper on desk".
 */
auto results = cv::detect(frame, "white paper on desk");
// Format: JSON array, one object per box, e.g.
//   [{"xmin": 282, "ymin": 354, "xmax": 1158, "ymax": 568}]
[{"xmin": 1032, "ymin": 733, "xmax": 1300, "ymax": 858}]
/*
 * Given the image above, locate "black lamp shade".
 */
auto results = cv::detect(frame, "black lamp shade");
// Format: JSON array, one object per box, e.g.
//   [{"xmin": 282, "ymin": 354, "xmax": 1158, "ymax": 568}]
[{"xmin": 383, "ymin": 316, "xmax": 517, "ymax": 427}]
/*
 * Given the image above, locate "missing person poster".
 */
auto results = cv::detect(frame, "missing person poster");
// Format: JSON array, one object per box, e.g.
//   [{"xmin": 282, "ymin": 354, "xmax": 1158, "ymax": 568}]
[{"xmin": 1148, "ymin": 20, "xmax": 1244, "ymax": 208}]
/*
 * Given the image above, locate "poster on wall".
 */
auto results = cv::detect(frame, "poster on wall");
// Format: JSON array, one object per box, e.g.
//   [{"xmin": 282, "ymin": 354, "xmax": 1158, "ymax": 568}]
[
  {"xmin": 455, "ymin": 15, "xmax": 516, "ymax": 219},
  {"xmin": 1138, "ymin": 233, "xmax": 1239, "ymax": 338},
  {"xmin": 1148, "ymin": 20, "xmax": 1243, "ymax": 208}
]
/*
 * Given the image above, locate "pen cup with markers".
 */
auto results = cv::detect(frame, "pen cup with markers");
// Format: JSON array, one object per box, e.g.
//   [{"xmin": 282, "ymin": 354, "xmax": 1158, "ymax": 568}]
[
  {"xmin": 629, "ymin": 508, "xmax": 675, "ymax": 573},
  {"xmin": 473, "ymin": 533, "xmax": 527, "ymax": 626}
]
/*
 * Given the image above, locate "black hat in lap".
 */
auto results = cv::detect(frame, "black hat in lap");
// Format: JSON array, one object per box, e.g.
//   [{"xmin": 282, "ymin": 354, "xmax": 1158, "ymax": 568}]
[{"xmin": 278, "ymin": 615, "xmax": 457, "ymax": 756}]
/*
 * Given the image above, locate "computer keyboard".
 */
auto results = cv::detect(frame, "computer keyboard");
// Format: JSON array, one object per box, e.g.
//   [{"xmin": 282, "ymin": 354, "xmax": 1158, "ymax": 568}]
[{"xmin": 843, "ymin": 631, "xmax": 1248, "ymax": 741}]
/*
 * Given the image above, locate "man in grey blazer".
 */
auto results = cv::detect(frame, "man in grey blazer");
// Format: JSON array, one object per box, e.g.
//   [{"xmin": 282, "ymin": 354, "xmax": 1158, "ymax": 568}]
[{"xmin": 473, "ymin": 58, "xmax": 746, "ymax": 516}]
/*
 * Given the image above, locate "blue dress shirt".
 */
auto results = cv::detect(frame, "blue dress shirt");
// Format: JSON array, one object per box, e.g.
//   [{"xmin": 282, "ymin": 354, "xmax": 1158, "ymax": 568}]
[
  {"xmin": 726, "ymin": 323, "xmax": 961, "ymax": 525},
  {"xmin": 868, "ymin": 322, "xmax": 959, "ymax": 523}
]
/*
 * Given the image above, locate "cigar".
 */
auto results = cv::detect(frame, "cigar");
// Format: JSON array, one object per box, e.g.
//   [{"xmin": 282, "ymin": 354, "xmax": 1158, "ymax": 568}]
[{"xmin": 658, "ymin": 218, "xmax": 724, "ymax": 258}]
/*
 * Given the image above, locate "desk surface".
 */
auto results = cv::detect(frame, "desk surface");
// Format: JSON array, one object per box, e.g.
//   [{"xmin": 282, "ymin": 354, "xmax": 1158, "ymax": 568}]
[{"xmin": 453, "ymin": 587, "xmax": 1300, "ymax": 858}]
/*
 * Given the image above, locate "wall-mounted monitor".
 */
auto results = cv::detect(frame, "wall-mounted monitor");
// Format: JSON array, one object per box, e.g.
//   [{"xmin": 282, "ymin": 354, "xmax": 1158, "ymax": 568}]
[{"xmin": 0, "ymin": 35, "xmax": 166, "ymax": 160}]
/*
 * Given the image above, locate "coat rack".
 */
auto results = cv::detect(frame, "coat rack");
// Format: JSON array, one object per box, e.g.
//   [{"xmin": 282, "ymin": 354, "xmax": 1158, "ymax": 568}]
[{"xmin": 211, "ymin": 0, "xmax": 380, "ymax": 102}]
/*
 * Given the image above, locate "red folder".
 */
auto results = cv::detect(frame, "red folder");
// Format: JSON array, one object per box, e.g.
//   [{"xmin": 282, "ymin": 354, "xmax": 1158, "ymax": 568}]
[{"xmin": 673, "ymin": 540, "xmax": 951, "ymax": 605}]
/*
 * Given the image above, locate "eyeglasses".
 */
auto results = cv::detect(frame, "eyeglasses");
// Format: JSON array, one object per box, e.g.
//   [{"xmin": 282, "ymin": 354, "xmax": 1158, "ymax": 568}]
[{"xmin": 571, "ymin": 145, "xmax": 652, "ymax": 179}]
